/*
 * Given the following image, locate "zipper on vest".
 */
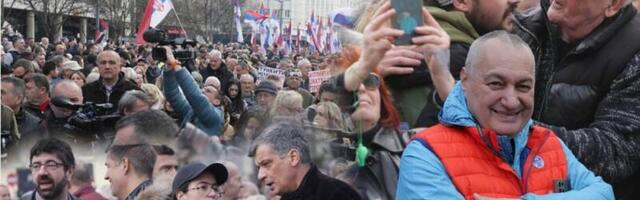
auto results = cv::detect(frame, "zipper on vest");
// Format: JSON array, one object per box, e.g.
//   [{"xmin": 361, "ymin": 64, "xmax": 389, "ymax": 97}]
[{"xmin": 520, "ymin": 130, "xmax": 552, "ymax": 194}]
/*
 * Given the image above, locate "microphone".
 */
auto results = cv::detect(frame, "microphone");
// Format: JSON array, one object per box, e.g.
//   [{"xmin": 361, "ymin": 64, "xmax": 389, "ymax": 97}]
[{"xmin": 51, "ymin": 96, "xmax": 83, "ymax": 110}]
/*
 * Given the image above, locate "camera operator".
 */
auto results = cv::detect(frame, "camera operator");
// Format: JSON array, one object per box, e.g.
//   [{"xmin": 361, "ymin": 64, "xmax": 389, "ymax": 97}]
[
  {"xmin": 41, "ymin": 80, "xmax": 98, "ymax": 146},
  {"xmin": 82, "ymin": 50, "xmax": 140, "ymax": 115}
]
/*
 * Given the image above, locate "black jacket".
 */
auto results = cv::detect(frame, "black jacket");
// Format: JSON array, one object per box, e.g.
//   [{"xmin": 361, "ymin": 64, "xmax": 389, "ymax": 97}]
[
  {"xmin": 199, "ymin": 62, "xmax": 234, "ymax": 95},
  {"xmin": 515, "ymin": 2, "xmax": 640, "ymax": 198},
  {"xmin": 15, "ymin": 109, "xmax": 44, "ymax": 146},
  {"xmin": 82, "ymin": 72, "xmax": 140, "ymax": 114},
  {"xmin": 339, "ymin": 125, "xmax": 404, "ymax": 200},
  {"xmin": 281, "ymin": 165, "xmax": 361, "ymax": 200}
]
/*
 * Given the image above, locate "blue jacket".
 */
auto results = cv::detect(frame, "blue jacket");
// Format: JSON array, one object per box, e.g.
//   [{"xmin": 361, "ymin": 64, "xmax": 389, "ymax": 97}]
[
  {"xmin": 396, "ymin": 82, "xmax": 613, "ymax": 200},
  {"xmin": 163, "ymin": 68, "xmax": 223, "ymax": 135}
]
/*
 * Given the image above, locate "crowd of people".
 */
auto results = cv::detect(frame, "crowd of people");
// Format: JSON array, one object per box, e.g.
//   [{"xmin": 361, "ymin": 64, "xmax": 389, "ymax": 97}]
[{"xmin": 1, "ymin": 0, "xmax": 640, "ymax": 199}]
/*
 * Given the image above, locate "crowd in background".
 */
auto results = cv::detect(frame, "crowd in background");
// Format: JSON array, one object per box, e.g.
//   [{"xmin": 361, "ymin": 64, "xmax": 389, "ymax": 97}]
[{"xmin": 1, "ymin": 0, "xmax": 640, "ymax": 199}]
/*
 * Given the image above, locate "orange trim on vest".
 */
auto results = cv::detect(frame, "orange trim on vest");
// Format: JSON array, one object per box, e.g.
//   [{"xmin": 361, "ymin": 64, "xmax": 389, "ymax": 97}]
[{"xmin": 413, "ymin": 125, "xmax": 568, "ymax": 200}]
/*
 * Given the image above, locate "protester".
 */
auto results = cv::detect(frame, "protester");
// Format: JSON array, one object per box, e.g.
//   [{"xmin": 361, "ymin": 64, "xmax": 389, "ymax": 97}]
[
  {"xmin": 512, "ymin": 0, "xmax": 640, "ymax": 197},
  {"xmin": 69, "ymin": 71, "xmax": 86, "ymax": 87},
  {"xmin": 104, "ymin": 144, "xmax": 156, "ymax": 200},
  {"xmin": 139, "ymin": 83, "xmax": 165, "ymax": 110},
  {"xmin": 70, "ymin": 161, "xmax": 107, "ymax": 200},
  {"xmin": 269, "ymin": 90, "xmax": 304, "ymax": 119},
  {"xmin": 61, "ymin": 60, "xmax": 82, "ymax": 79},
  {"xmin": 221, "ymin": 161, "xmax": 244, "ymax": 200},
  {"xmin": 296, "ymin": 59, "xmax": 312, "ymax": 90},
  {"xmin": 112, "ymin": 110, "xmax": 180, "ymax": 145},
  {"xmin": 163, "ymin": 48, "xmax": 224, "ymax": 135},
  {"xmin": 225, "ymin": 79, "xmax": 245, "ymax": 126},
  {"xmin": 22, "ymin": 73, "xmax": 49, "ymax": 119},
  {"xmin": 253, "ymin": 81, "xmax": 278, "ymax": 111},
  {"xmin": 117, "ymin": 90, "xmax": 153, "ymax": 116},
  {"xmin": 172, "ymin": 162, "xmax": 228, "ymax": 200},
  {"xmin": 22, "ymin": 138, "xmax": 77, "ymax": 200},
  {"xmin": 12, "ymin": 59, "xmax": 34, "ymax": 79},
  {"xmin": 239, "ymin": 74, "xmax": 256, "ymax": 106},
  {"xmin": 200, "ymin": 50, "xmax": 234, "ymax": 95},
  {"xmin": 284, "ymin": 69, "xmax": 314, "ymax": 107},
  {"xmin": 1, "ymin": 77, "xmax": 42, "ymax": 138},
  {"xmin": 250, "ymin": 121, "xmax": 361, "ymax": 200},
  {"xmin": 397, "ymin": 30, "xmax": 613, "ymax": 199},
  {"xmin": 152, "ymin": 144, "xmax": 179, "ymax": 180},
  {"xmin": 82, "ymin": 50, "xmax": 139, "ymax": 114}
]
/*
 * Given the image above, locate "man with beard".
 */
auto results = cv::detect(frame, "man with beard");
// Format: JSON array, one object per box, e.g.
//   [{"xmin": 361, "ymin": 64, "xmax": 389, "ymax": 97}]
[
  {"xmin": 22, "ymin": 138, "xmax": 77, "ymax": 200},
  {"xmin": 373, "ymin": 0, "xmax": 520, "ymax": 128}
]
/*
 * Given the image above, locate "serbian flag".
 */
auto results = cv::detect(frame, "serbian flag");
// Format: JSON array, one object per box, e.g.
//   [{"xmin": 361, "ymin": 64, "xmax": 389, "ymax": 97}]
[
  {"xmin": 95, "ymin": 19, "xmax": 109, "ymax": 43},
  {"xmin": 135, "ymin": 0, "xmax": 174, "ymax": 44}
]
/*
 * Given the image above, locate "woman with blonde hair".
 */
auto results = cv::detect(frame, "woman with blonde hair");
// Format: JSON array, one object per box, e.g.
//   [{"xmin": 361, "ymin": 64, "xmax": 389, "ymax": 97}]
[
  {"xmin": 140, "ymin": 83, "xmax": 165, "ymax": 110},
  {"xmin": 269, "ymin": 90, "xmax": 304, "ymax": 118},
  {"xmin": 313, "ymin": 101, "xmax": 346, "ymax": 131}
]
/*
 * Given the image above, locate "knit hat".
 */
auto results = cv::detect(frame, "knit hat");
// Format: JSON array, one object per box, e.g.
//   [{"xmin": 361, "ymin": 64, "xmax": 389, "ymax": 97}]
[{"xmin": 255, "ymin": 81, "xmax": 278, "ymax": 96}]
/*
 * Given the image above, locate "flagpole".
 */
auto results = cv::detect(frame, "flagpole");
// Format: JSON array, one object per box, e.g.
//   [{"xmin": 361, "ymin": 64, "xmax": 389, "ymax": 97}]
[{"xmin": 172, "ymin": 9, "xmax": 189, "ymax": 40}]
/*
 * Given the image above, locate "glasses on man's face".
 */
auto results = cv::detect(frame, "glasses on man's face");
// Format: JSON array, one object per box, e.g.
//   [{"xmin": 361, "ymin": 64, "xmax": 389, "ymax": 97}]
[
  {"xmin": 188, "ymin": 184, "xmax": 224, "ymax": 198},
  {"xmin": 29, "ymin": 161, "xmax": 64, "ymax": 172}
]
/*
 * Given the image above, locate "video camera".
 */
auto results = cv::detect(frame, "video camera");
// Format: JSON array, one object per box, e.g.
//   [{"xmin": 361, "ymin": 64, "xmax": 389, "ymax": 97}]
[
  {"xmin": 51, "ymin": 96, "xmax": 121, "ymax": 134},
  {"xmin": 143, "ymin": 28, "xmax": 197, "ymax": 62}
]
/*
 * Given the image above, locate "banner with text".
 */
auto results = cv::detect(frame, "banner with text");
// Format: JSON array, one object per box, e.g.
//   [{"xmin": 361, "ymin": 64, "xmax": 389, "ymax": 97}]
[{"xmin": 308, "ymin": 69, "xmax": 332, "ymax": 93}]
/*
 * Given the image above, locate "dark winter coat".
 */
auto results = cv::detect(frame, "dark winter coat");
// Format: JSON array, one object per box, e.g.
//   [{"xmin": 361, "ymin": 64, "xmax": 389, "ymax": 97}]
[
  {"xmin": 281, "ymin": 165, "xmax": 361, "ymax": 200},
  {"xmin": 199, "ymin": 62, "xmax": 234, "ymax": 95},
  {"xmin": 515, "ymin": 2, "xmax": 640, "ymax": 198},
  {"xmin": 82, "ymin": 72, "xmax": 140, "ymax": 114}
]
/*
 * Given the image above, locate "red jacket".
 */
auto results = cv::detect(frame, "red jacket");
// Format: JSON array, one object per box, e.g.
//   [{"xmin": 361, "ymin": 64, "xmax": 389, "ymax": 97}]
[{"xmin": 413, "ymin": 124, "xmax": 568, "ymax": 199}]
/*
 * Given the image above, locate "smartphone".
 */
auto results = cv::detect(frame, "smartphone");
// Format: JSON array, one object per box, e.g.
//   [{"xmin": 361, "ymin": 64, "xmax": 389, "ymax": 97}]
[{"xmin": 391, "ymin": 0, "xmax": 424, "ymax": 45}]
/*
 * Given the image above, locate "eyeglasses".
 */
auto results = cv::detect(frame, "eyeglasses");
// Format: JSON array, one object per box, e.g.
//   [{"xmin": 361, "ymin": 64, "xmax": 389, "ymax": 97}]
[
  {"xmin": 361, "ymin": 73, "xmax": 381, "ymax": 91},
  {"xmin": 29, "ymin": 161, "xmax": 64, "ymax": 172},
  {"xmin": 188, "ymin": 184, "xmax": 224, "ymax": 198}
]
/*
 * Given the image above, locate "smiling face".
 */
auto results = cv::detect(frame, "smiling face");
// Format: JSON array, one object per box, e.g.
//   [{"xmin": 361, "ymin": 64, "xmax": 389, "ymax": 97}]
[
  {"xmin": 30, "ymin": 153, "xmax": 72, "ymax": 199},
  {"xmin": 461, "ymin": 38, "xmax": 535, "ymax": 135},
  {"xmin": 546, "ymin": 0, "xmax": 612, "ymax": 44},
  {"xmin": 350, "ymin": 82, "xmax": 381, "ymax": 125},
  {"xmin": 104, "ymin": 155, "xmax": 127, "ymax": 199}
]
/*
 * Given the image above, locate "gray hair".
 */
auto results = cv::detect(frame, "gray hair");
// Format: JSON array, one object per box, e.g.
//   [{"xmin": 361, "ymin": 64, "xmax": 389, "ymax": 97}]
[
  {"xmin": 296, "ymin": 59, "xmax": 312, "ymax": 68},
  {"xmin": 270, "ymin": 90, "xmax": 303, "ymax": 117},
  {"xmin": 209, "ymin": 50, "xmax": 222, "ymax": 59},
  {"xmin": 2, "ymin": 76, "xmax": 26, "ymax": 98},
  {"xmin": 51, "ymin": 80, "xmax": 82, "ymax": 97},
  {"xmin": 118, "ymin": 90, "xmax": 153, "ymax": 114},
  {"xmin": 249, "ymin": 120, "xmax": 311, "ymax": 164},
  {"xmin": 465, "ymin": 30, "xmax": 534, "ymax": 74}
]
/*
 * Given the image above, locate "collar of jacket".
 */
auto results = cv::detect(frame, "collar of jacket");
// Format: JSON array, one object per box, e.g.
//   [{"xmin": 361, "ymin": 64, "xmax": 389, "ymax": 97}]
[
  {"xmin": 368, "ymin": 125, "xmax": 404, "ymax": 154},
  {"xmin": 97, "ymin": 72, "xmax": 128, "ymax": 91},
  {"xmin": 438, "ymin": 82, "xmax": 534, "ymax": 171},
  {"xmin": 282, "ymin": 165, "xmax": 320, "ymax": 199},
  {"xmin": 539, "ymin": 0, "xmax": 638, "ymax": 55},
  {"xmin": 427, "ymin": 6, "xmax": 480, "ymax": 44},
  {"xmin": 125, "ymin": 180, "xmax": 152, "ymax": 200}
]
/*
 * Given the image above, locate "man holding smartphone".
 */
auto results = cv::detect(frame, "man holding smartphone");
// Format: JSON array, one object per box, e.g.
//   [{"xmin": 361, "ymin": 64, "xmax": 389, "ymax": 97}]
[{"xmin": 375, "ymin": 0, "xmax": 520, "ymax": 128}]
